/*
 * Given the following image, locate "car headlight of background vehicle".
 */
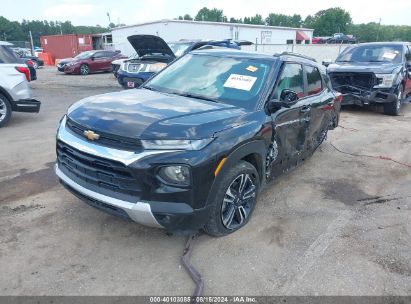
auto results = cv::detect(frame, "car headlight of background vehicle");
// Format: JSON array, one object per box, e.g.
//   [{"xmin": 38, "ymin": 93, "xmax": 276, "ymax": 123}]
[
  {"xmin": 374, "ymin": 73, "xmax": 396, "ymax": 88},
  {"xmin": 158, "ymin": 165, "xmax": 191, "ymax": 186},
  {"xmin": 141, "ymin": 139, "xmax": 214, "ymax": 150}
]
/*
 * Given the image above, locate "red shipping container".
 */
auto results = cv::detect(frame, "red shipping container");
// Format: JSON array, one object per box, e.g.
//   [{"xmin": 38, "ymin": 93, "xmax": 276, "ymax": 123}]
[{"xmin": 40, "ymin": 34, "xmax": 93, "ymax": 60}]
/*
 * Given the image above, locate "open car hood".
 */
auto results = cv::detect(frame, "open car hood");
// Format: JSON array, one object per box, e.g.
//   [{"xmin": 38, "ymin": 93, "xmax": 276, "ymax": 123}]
[{"xmin": 127, "ymin": 35, "xmax": 176, "ymax": 59}]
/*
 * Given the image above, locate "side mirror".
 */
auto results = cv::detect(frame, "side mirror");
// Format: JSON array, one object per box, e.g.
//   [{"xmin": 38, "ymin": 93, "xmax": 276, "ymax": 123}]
[
  {"xmin": 280, "ymin": 89, "xmax": 299, "ymax": 104},
  {"xmin": 407, "ymin": 64, "xmax": 411, "ymax": 78},
  {"xmin": 322, "ymin": 59, "xmax": 332, "ymax": 67},
  {"xmin": 90, "ymin": 56, "xmax": 95, "ymax": 61}
]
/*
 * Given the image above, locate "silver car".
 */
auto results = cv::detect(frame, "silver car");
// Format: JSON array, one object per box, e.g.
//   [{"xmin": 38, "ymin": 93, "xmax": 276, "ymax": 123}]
[{"xmin": 0, "ymin": 41, "xmax": 41, "ymax": 127}]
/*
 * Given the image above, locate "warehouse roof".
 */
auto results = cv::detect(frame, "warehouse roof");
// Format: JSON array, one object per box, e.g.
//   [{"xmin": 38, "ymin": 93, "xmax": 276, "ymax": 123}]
[{"xmin": 111, "ymin": 19, "xmax": 313, "ymax": 32}]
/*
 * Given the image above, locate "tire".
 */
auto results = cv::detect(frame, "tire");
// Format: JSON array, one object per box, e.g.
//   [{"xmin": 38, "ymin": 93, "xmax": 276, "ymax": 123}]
[
  {"xmin": 32, "ymin": 60, "xmax": 39, "ymax": 69},
  {"xmin": 383, "ymin": 84, "xmax": 403, "ymax": 116},
  {"xmin": 204, "ymin": 160, "xmax": 260, "ymax": 237},
  {"xmin": 79, "ymin": 64, "xmax": 89, "ymax": 75},
  {"xmin": 0, "ymin": 93, "xmax": 12, "ymax": 128}
]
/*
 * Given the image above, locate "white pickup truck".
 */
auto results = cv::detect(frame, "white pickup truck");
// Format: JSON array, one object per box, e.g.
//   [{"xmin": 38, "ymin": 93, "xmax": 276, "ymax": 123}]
[{"xmin": 0, "ymin": 41, "xmax": 41, "ymax": 127}]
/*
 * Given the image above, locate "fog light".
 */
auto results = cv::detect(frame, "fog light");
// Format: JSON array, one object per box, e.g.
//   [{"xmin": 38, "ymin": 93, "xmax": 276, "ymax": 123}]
[{"xmin": 158, "ymin": 165, "xmax": 190, "ymax": 186}]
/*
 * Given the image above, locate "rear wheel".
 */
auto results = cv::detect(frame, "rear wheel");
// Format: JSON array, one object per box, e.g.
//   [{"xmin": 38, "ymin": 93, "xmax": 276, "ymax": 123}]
[
  {"xmin": 204, "ymin": 161, "xmax": 260, "ymax": 237},
  {"xmin": 80, "ymin": 64, "xmax": 89, "ymax": 75},
  {"xmin": 383, "ymin": 85, "xmax": 403, "ymax": 116},
  {"xmin": 0, "ymin": 94, "xmax": 12, "ymax": 128}
]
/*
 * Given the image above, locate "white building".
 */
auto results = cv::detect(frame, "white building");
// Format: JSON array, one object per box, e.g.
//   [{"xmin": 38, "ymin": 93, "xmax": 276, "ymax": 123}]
[{"xmin": 111, "ymin": 19, "xmax": 314, "ymax": 56}]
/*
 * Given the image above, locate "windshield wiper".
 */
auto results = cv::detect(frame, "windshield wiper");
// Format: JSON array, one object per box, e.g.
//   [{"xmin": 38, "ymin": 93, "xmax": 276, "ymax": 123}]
[
  {"xmin": 142, "ymin": 86, "xmax": 159, "ymax": 92},
  {"xmin": 170, "ymin": 92, "xmax": 219, "ymax": 103}
]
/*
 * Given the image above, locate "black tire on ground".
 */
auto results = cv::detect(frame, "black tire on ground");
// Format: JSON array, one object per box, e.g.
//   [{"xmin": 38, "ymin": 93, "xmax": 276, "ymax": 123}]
[
  {"xmin": 80, "ymin": 64, "xmax": 89, "ymax": 75},
  {"xmin": 383, "ymin": 84, "xmax": 403, "ymax": 116},
  {"xmin": 204, "ymin": 160, "xmax": 260, "ymax": 237},
  {"xmin": 0, "ymin": 93, "xmax": 12, "ymax": 128}
]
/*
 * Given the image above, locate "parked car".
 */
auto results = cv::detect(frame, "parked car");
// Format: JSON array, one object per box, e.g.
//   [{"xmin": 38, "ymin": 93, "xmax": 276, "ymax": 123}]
[
  {"xmin": 327, "ymin": 42, "xmax": 411, "ymax": 115},
  {"xmin": 19, "ymin": 55, "xmax": 44, "ymax": 69},
  {"xmin": 61, "ymin": 50, "xmax": 127, "ymax": 75},
  {"xmin": 117, "ymin": 36, "xmax": 252, "ymax": 89},
  {"xmin": 111, "ymin": 52, "xmax": 137, "ymax": 78},
  {"xmin": 326, "ymin": 33, "xmax": 356, "ymax": 44},
  {"xmin": 55, "ymin": 49, "xmax": 341, "ymax": 236},
  {"xmin": 0, "ymin": 42, "xmax": 41, "ymax": 127}
]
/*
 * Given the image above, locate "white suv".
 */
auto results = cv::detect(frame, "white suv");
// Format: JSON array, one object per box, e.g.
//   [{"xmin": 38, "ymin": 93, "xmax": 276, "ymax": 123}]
[{"xmin": 0, "ymin": 41, "xmax": 41, "ymax": 127}]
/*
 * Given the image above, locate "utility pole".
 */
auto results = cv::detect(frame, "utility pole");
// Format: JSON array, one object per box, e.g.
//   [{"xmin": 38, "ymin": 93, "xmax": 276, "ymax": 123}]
[
  {"xmin": 376, "ymin": 18, "xmax": 382, "ymax": 41},
  {"xmin": 3, "ymin": 32, "xmax": 6, "ymax": 41},
  {"xmin": 29, "ymin": 30, "xmax": 34, "ymax": 56}
]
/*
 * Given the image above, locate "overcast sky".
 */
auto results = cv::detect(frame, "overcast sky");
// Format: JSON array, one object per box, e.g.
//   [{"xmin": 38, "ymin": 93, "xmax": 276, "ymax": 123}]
[{"xmin": 2, "ymin": 0, "xmax": 411, "ymax": 27}]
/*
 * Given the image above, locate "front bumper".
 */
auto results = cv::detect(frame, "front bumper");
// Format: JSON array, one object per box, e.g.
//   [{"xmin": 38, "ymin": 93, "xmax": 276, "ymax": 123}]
[
  {"xmin": 56, "ymin": 165, "xmax": 162, "ymax": 228},
  {"xmin": 55, "ymin": 117, "xmax": 214, "ymax": 233},
  {"xmin": 342, "ymin": 90, "xmax": 397, "ymax": 106},
  {"xmin": 117, "ymin": 70, "xmax": 153, "ymax": 88},
  {"xmin": 12, "ymin": 99, "xmax": 41, "ymax": 113}
]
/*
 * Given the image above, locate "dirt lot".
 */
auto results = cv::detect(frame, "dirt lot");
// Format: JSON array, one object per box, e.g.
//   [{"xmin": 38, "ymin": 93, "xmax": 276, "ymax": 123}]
[{"xmin": 0, "ymin": 67, "xmax": 410, "ymax": 296}]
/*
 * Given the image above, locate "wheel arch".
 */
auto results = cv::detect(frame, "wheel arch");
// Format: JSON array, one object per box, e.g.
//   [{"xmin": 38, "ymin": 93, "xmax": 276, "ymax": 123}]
[{"xmin": 205, "ymin": 140, "xmax": 267, "ymax": 207}]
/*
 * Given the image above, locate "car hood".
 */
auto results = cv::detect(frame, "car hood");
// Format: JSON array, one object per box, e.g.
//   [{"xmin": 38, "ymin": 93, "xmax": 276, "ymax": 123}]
[
  {"xmin": 127, "ymin": 35, "xmax": 175, "ymax": 59},
  {"xmin": 328, "ymin": 61, "xmax": 402, "ymax": 74},
  {"xmin": 59, "ymin": 58, "xmax": 75, "ymax": 64},
  {"xmin": 67, "ymin": 89, "xmax": 251, "ymax": 140}
]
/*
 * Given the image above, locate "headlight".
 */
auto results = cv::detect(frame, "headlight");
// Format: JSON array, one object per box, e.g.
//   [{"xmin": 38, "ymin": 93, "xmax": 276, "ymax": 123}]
[
  {"xmin": 141, "ymin": 139, "xmax": 214, "ymax": 150},
  {"xmin": 158, "ymin": 165, "xmax": 190, "ymax": 186},
  {"xmin": 374, "ymin": 74, "xmax": 396, "ymax": 88}
]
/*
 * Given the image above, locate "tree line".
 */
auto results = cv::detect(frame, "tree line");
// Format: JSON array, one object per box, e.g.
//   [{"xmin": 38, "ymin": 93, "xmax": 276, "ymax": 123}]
[
  {"xmin": 177, "ymin": 7, "xmax": 411, "ymax": 43},
  {"xmin": 0, "ymin": 17, "xmax": 107, "ymax": 46},
  {"xmin": 1, "ymin": 7, "xmax": 410, "ymax": 46}
]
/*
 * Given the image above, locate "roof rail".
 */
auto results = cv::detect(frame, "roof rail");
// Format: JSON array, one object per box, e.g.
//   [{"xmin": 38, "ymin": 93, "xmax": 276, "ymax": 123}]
[{"xmin": 274, "ymin": 51, "xmax": 317, "ymax": 62}]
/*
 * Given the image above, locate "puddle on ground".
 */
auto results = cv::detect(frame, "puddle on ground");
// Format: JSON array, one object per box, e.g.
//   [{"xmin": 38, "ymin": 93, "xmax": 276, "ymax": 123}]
[{"xmin": 0, "ymin": 162, "xmax": 58, "ymax": 203}]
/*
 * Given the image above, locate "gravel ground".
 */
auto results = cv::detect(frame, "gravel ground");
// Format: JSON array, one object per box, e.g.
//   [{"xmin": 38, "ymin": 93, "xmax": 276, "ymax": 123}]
[{"xmin": 0, "ymin": 67, "xmax": 410, "ymax": 296}]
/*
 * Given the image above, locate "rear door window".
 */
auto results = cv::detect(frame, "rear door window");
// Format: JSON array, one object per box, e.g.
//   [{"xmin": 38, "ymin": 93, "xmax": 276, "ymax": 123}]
[
  {"xmin": 0, "ymin": 45, "xmax": 20, "ymax": 64},
  {"xmin": 273, "ymin": 63, "xmax": 305, "ymax": 100},
  {"xmin": 306, "ymin": 65, "xmax": 323, "ymax": 95}
]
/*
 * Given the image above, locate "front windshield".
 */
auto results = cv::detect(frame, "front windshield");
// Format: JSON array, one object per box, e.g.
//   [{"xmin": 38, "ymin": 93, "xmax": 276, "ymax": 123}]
[
  {"xmin": 75, "ymin": 51, "xmax": 93, "ymax": 59},
  {"xmin": 145, "ymin": 54, "xmax": 273, "ymax": 110},
  {"xmin": 337, "ymin": 44, "xmax": 403, "ymax": 63},
  {"xmin": 168, "ymin": 43, "xmax": 192, "ymax": 57}
]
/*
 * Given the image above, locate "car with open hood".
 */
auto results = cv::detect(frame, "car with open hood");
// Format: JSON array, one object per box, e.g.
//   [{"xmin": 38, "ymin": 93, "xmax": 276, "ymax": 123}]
[
  {"xmin": 327, "ymin": 42, "xmax": 411, "ymax": 115},
  {"xmin": 55, "ymin": 50, "xmax": 341, "ymax": 236},
  {"xmin": 117, "ymin": 35, "xmax": 252, "ymax": 89}
]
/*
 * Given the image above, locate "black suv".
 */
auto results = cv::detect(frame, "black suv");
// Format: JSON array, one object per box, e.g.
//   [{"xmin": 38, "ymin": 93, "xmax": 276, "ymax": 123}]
[
  {"xmin": 327, "ymin": 42, "xmax": 411, "ymax": 115},
  {"xmin": 55, "ymin": 50, "xmax": 341, "ymax": 236}
]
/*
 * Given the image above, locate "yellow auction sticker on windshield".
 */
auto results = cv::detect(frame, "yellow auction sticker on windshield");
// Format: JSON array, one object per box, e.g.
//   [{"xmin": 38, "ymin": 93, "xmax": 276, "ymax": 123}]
[
  {"xmin": 246, "ymin": 65, "xmax": 258, "ymax": 72},
  {"xmin": 223, "ymin": 74, "xmax": 257, "ymax": 91}
]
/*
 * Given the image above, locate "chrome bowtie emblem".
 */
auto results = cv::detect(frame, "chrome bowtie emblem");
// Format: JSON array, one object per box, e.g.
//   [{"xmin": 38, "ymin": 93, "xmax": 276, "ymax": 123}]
[{"xmin": 83, "ymin": 130, "xmax": 100, "ymax": 141}]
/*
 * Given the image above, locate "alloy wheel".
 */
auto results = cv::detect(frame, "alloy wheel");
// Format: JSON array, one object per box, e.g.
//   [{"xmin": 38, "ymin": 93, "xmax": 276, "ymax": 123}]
[
  {"xmin": 221, "ymin": 173, "xmax": 257, "ymax": 230},
  {"xmin": 0, "ymin": 99, "xmax": 7, "ymax": 123},
  {"xmin": 80, "ymin": 65, "xmax": 89, "ymax": 75}
]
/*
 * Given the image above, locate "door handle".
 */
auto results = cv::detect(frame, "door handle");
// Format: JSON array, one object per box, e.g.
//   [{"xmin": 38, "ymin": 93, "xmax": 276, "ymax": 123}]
[{"xmin": 300, "ymin": 105, "xmax": 311, "ymax": 113}]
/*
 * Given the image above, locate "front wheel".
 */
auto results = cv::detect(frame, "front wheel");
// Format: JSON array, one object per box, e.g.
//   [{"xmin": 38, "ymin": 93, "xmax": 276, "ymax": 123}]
[
  {"xmin": 383, "ymin": 85, "xmax": 403, "ymax": 116},
  {"xmin": 79, "ymin": 64, "xmax": 89, "ymax": 75},
  {"xmin": 0, "ymin": 94, "xmax": 12, "ymax": 128},
  {"xmin": 204, "ymin": 161, "xmax": 260, "ymax": 237}
]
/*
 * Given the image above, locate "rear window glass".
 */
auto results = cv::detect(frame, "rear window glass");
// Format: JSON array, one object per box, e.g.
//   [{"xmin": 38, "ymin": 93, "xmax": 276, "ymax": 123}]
[
  {"xmin": 306, "ymin": 66, "xmax": 323, "ymax": 95},
  {"xmin": 0, "ymin": 45, "xmax": 20, "ymax": 64}
]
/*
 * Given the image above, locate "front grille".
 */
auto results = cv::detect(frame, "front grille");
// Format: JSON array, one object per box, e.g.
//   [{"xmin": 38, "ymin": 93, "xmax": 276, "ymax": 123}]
[
  {"xmin": 329, "ymin": 72, "xmax": 377, "ymax": 93},
  {"xmin": 57, "ymin": 140, "xmax": 142, "ymax": 198},
  {"xmin": 66, "ymin": 118, "xmax": 142, "ymax": 151}
]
